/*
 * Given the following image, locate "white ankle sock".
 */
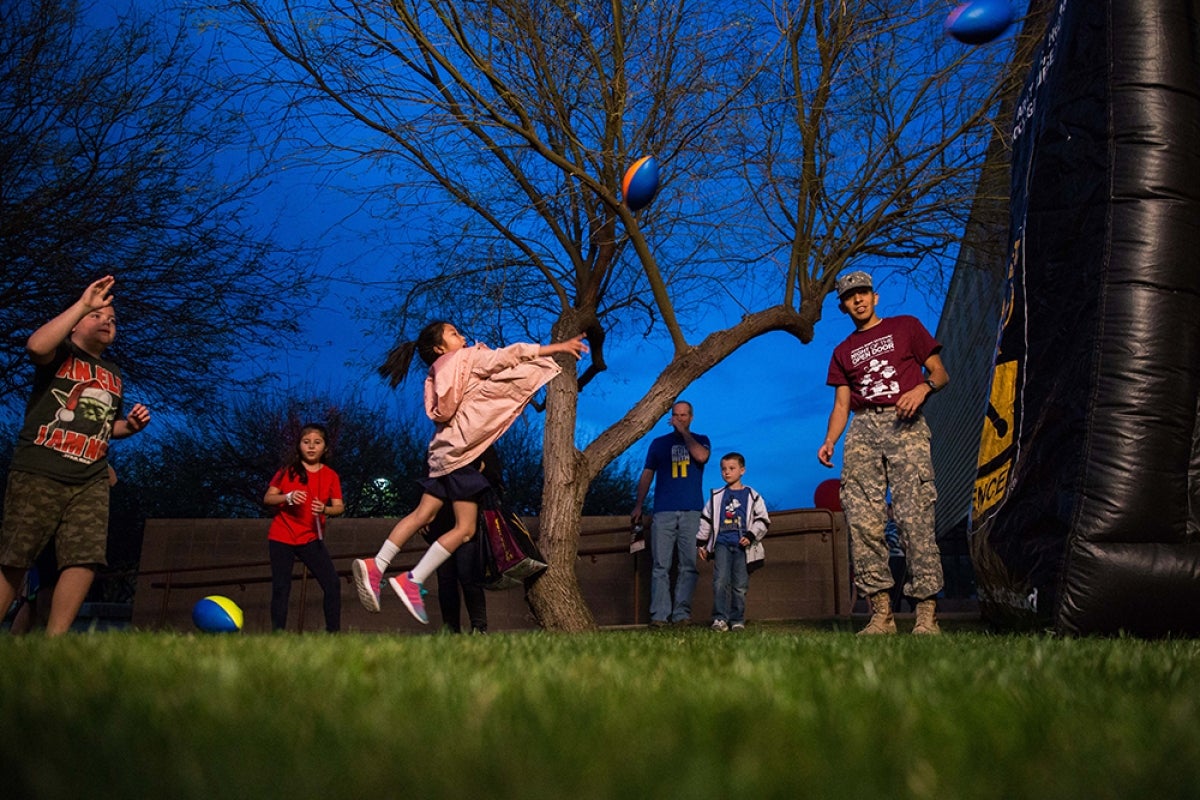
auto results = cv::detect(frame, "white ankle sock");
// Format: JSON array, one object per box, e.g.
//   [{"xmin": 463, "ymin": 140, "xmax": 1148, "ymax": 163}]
[
  {"xmin": 374, "ymin": 540, "xmax": 401, "ymax": 573},
  {"xmin": 410, "ymin": 542, "xmax": 452, "ymax": 585}
]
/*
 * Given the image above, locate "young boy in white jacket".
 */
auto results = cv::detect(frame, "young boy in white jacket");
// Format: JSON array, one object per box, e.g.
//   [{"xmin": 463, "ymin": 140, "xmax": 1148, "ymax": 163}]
[{"xmin": 696, "ymin": 453, "xmax": 770, "ymax": 631}]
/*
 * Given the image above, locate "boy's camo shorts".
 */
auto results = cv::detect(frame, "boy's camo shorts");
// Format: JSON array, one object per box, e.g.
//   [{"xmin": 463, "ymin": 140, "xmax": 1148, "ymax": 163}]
[{"xmin": 0, "ymin": 470, "xmax": 109, "ymax": 569}]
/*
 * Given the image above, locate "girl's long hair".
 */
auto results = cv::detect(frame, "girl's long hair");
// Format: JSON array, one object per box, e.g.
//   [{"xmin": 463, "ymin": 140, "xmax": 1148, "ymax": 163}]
[
  {"xmin": 378, "ymin": 320, "xmax": 451, "ymax": 387},
  {"xmin": 284, "ymin": 423, "xmax": 330, "ymax": 484}
]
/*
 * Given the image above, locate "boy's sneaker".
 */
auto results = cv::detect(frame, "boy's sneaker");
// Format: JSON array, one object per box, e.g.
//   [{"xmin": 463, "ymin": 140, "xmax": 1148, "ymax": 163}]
[
  {"xmin": 390, "ymin": 572, "xmax": 429, "ymax": 624},
  {"xmin": 711, "ymin": 619, "xmax": 729, "ymax": 632},
  {"xmin": 352, "ymin": 558, "xmax": 383, "ymax": 613},
  {"xmin": 731, "ymin": 622, "xmax": 746, "ymax": 632}
]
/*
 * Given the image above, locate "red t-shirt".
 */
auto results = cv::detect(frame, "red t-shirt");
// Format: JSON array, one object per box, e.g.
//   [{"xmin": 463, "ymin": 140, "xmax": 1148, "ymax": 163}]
[
  {"xmin": 267, "ymin": 464, "xmax": 343, "ymax": 545},
  {"xmin": 826, "ymin": 315, "xmax": 941, "ymax": 411}
]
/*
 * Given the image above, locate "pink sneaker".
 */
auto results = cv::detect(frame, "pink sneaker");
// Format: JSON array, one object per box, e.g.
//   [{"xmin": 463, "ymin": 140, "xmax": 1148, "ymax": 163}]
[
  {"xmin": 351, "ymin": 558, "xmax": 383, "ymax": 613},
  {"xmin": 389, "ymin": 572, "xmax": 429, "ymax": 624}
]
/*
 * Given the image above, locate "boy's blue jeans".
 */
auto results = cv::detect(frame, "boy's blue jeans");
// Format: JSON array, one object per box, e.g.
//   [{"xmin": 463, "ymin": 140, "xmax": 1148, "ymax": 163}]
[
  {"xmin": 712, "ymin": 543, "xmax": 749, "ymax": 625},
  {"xmin": 650, "ymin": 510, "xmax": 700, "ymax": 623}
]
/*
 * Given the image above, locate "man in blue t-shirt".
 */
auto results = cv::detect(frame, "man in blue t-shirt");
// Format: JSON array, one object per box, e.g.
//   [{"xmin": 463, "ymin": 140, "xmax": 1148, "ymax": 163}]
[{"xmin": 631, "ymin": 400, "xmax": 710, "ymax": 626}]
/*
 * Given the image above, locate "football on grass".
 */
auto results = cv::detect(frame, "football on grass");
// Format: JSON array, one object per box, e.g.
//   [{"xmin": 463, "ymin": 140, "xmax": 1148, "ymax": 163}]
[{"xmin": 192, "ymin": 595, "xmax": 244, "ymax": 633}]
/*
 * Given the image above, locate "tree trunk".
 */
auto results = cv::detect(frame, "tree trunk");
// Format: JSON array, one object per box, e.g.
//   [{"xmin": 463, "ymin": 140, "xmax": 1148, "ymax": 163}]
[
  {"xmin": 526, "ymin": 305, "xmax": 820, "ymax": 631},
  {"xmin": 526, "ymin": 474, "xmax": 595, "ymax": 631},
  {"xmin": 526, "ymin": 336, "xmax": 596, "ymax": 631}
]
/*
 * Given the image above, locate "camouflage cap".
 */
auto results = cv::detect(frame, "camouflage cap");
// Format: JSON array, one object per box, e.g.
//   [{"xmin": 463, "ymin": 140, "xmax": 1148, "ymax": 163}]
[{"xmin": 835, "ymin": 270, "xmax": 873, "ymax": 299}]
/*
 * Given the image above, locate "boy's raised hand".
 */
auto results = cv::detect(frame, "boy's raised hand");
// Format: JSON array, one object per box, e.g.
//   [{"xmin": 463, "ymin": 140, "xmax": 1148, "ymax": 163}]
[{"xmin": 81, "ymin": 275, "xmax": 116, "ymax": 311}]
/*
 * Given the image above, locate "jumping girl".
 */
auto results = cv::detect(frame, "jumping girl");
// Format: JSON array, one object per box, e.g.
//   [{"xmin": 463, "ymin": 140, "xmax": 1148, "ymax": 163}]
[
  {"xmin": 352, "ymin": 321, "xmax": 587, "ymax": 623},
  {"xmin": 263, "ymin": 423, "xmax": 345, "ymax": 632}
]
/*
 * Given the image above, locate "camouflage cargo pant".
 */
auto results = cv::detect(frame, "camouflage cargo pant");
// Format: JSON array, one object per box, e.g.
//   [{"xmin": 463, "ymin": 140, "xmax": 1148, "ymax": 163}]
[
  {"xmin": 0, "ymin": 471, "xmax": 109, "ymax": 569},
  {"xmin": 842, "ymin": 408, "xmax": 942, "ymax": 600}
]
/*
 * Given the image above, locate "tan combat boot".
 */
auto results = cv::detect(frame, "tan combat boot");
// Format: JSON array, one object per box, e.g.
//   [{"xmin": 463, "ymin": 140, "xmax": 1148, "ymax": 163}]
[
  {"xmin": 912, "ymin": 598, "xmax": 941, "ymax": 635},
  {"xmin": 857, "ymin": 591, "xmax": 896, "ymax": 635}
]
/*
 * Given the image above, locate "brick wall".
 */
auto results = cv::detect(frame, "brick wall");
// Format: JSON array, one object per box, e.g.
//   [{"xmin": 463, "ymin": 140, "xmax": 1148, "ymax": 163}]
[{"xmin": 132, "ymin": 509, "xmax": 850, "ymax": 633}]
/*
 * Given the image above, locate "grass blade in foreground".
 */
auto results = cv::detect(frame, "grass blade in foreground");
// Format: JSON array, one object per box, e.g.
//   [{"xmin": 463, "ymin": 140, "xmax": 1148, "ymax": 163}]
[{"xmin": 1, "ymin": 627, "xmax": 1197, "ymax": 799}]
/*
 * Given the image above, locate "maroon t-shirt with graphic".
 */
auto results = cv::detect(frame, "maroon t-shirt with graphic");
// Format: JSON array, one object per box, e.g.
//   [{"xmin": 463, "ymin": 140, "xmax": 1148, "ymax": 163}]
[{"xmin": 826, "ymin": 316, "xmax": 940, "ymax": 412}]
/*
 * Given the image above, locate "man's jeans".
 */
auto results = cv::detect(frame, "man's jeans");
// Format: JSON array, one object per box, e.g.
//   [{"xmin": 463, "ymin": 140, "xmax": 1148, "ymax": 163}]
[{"xmin": 650, "ymin": 510, "xmax": 700, "ymax": 622}]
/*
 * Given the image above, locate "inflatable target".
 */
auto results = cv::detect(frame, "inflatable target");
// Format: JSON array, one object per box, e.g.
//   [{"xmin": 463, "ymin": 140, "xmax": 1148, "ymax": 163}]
[{"xmin": 970, "ymin": 0, "xmax": 1200, "ymax": 636}]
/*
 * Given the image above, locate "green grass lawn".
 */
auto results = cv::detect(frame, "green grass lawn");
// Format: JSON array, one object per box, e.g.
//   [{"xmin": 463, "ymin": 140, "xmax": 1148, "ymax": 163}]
[{"xmin": 2, "ymin": 624, "xmax": 1198, "ymax": 799}]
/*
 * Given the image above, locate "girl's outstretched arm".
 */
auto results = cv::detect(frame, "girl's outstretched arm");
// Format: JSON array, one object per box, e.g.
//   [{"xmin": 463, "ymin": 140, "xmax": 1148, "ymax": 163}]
[{"xmin": 539, "ymin": 334, "xmax": 588, "ymax": 360}]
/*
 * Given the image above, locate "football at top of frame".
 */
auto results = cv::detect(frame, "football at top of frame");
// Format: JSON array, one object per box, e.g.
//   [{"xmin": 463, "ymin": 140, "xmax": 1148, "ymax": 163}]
[
  {"xmin": 945, "ymin": 0, "xmax": 1015, "ymax": 45},
  {"xmin": 621, "ymin": 156, "xmax": 660, "ymax": 212}
]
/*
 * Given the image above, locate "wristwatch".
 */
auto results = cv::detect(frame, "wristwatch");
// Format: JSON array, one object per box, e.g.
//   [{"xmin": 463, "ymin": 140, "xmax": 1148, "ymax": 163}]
[{"xmin": 924, "ymin": 378, "xmax": 939, "ymax": 393}]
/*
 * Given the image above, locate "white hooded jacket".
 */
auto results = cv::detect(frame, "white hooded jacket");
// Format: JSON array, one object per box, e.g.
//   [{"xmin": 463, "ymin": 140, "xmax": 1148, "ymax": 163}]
[{"xmin": 696, "ymin": 485, "xmax": 770, "ymax": 567}]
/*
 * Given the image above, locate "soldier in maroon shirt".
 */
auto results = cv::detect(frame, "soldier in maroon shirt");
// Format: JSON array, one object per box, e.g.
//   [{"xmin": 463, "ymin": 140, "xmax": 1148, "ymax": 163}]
[{"xmin": 817, "ymin": 271, "xmax": 949, "ymax": 635}]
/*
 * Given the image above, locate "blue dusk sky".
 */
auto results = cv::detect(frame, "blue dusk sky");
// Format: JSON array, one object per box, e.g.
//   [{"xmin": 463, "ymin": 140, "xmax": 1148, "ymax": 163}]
[
  {"xmin": 268, "ymin": 176, "xmax": 947, "ymax": 512},
  {"xmin": 83, "ymin": 1, "xmax": 953, "ymax": 513}
]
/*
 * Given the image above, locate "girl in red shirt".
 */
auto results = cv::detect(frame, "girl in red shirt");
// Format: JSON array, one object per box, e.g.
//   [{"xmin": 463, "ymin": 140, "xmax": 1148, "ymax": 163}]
[{"xmin": 263, "ymin": 423, "xmax": 344, "ymax": 632}]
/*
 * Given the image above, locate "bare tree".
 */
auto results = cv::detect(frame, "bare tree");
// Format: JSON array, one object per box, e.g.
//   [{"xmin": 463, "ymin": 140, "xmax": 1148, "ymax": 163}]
[
  {"xmin": 497, "ymin": 416, "xmax": 642, "ymax": 518},
  {"xmin": 0, "ymin": 0, "xmax": 310, "ymax": 413},
  {"xmin": 743, "ymin": 2, "xmax": 1015, "ymax": 306},
  {"xmin": 213, "ymin": 0, "xmax": 1016, "ymax": 629}
]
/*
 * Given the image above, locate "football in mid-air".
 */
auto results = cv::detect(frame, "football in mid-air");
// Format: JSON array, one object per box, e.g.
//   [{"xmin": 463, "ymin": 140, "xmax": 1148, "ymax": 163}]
[
  {"xmin": 621, "ymin": 156, "xmax": 660, "ymax": 211},
  {"xmin": 192, "ymin": 595, "xmax": 244, "ymax": 633},
  {"xmin": 945, "ymin": 0, "xmax": 1015, "ymax": 45}
]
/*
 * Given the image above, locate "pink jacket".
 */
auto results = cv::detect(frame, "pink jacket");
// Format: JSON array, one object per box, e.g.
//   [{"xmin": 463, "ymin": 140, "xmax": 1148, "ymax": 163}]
[{"xmin": 424, "ymin": 342, "xmax": 562, "ymax": 477}]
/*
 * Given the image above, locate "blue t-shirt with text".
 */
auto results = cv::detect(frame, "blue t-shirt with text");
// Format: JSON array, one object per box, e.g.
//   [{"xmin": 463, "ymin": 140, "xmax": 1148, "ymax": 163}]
[{"xmin": 643, "ymin": 431, "xmax": 710, "ymax": 513}]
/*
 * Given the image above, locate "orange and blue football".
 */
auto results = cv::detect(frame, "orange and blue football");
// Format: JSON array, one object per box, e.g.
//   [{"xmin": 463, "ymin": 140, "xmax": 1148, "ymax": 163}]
[{"xmin": 621, "ymin": 156, "xmax": 660, "ymax": 211}]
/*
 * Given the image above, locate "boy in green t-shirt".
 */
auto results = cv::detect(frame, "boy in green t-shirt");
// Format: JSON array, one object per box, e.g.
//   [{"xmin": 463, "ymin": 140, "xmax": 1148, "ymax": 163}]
[{"xmin": 0, "ymin": 276, "xmax": 150, "ymax": 635}]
